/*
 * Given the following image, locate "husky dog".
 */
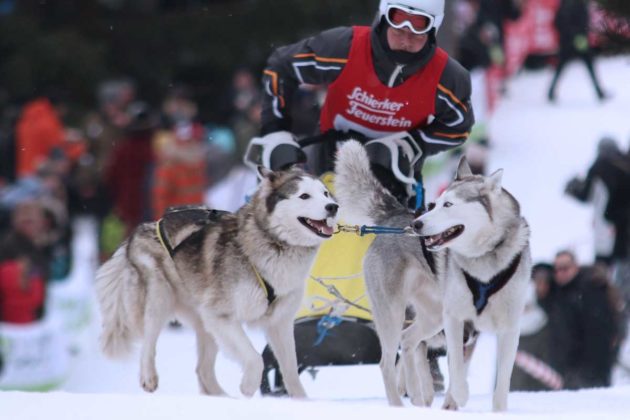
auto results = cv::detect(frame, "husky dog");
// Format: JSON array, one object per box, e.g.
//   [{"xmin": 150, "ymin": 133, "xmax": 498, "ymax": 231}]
[
  {"xmin": 334, "ymin": 140, "xmax": 443, "ymax": 407},
  {"xmin": 96, "ymin": 166, "xmax": 338, "ymax": 398},
  {"xmin": 334, "ymin": 141, "xmax": 530, "ymax": 412},
  {"xmin": 413, "ymin": 156, "xmax": 531, "ymax": 412}
]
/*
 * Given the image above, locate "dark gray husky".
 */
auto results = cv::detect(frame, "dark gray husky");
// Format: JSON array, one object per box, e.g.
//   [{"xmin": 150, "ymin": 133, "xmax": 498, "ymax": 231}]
[{"xmin": 96, "ymin": 166, "xmax": 338, "ymax": 398}]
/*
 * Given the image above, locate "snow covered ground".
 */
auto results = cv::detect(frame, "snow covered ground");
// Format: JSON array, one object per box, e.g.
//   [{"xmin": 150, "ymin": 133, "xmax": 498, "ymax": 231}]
[{"xmin": 2, "ymin": 55, "xmax": 630, "ymax": 418}]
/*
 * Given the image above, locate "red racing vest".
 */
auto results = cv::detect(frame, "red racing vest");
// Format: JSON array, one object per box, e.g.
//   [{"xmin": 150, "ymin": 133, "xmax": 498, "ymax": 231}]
[{"xmin": 320, "ymin": 26, "xmax": 448, "ymax": 138}]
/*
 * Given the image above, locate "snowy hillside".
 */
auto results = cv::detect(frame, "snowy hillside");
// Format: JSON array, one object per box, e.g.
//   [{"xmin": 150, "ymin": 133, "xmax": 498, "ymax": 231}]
[
  {"xmin": 488, "ymin": 55, "xmax": 630, "ymax": 263},
  {"xmin": 1, "ymin": 55, "xmax": 630, "ymax": 419}
]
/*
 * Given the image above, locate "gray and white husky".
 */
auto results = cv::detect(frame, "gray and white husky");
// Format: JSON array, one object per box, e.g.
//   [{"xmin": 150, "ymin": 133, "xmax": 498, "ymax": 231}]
[
  {"xmin": 415, "ymin": 154, "xmax": 531, "ymax": 412},
  {"xmin": 334, "ymin": 141, "xmax": 531, "ymax": 412},
  {"xmin": 334, "ymin": 140, "xmax": 443, "ymax": 408},
  {"xmin": 95, "ymin": 166, "xmax": 338, "ymax": 398}
]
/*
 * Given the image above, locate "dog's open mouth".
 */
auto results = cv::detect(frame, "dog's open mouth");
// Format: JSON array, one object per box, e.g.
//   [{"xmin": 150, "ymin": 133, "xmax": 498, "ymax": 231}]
[
  {"xmin": 423, "ymin": 225, "xmax": 464, "ymax": 250},
  {"xmin": 298, "ymin": 217, "xmax": 334, "ymax": 238}
]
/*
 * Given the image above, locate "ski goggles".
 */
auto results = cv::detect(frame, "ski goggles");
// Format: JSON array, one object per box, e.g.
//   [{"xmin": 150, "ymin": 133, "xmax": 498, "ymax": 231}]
[{"xmin": 384, "ymin": 4, "xmax": 435, "ymax": 35}]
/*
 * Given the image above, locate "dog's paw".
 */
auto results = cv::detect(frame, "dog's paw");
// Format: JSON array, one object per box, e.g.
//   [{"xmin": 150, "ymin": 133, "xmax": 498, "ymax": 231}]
[
  {"xmin": 288, "ymin": 389, "xmax": 308, "ymax": 400},
  {"xmin": 410, "ymin": 395, "xmax": 431, "ymax": 407},
  {"xmin": 421, "ymin": 387, "xmax": 435, "ymax": 407},
  {"xmin": 492, "ymin": 392, "xmax": 508, "ymax": 412},
  {"xmin": 239, "ymin": 358, "xmax": 263, "ymax": 397},
  {"xmin": 397, "ymin": 381, "xmax": 407, "ymax": 397},
  {"xmin": 240, "ymin": 379, "xmax": 259, "ymax": 398},
  {"xmin": 442, "ymin": 392, "xmax": 459, "ymax": 410},
  {"xmin": 198, "ymin": 379, "xmax": 227, "ymax": 396},
  {"xmin": 141, "ymin": 373, "xmax": 159, "ymax": 393},
  {"xmin": 240, "ymin": 370, "xmax": 262, "ymax": 398},
  {"xmin": 450, "ymin": 381, "xmax": 469, "ymax": 407}
]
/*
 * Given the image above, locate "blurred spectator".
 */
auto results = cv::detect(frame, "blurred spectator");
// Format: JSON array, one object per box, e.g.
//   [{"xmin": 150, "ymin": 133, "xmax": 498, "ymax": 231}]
[
  {"xmin": 455, "ymin": 0, "xmax": 522, "ymax": 72},
  {"xmin": 14, "ymin": 94, "xmax": 66, "ymax": 179},
  {"xmin": 1, "ymin": 155, "xmax": 72, "ymax": 282},
  {"xmin": 532, "ymin": 262, "xmax": 555, "ymax": 313},
  {"xmin": 88, "ymin": 78, "xmax": 137, "ymax": 176},
  {"xmin": 152, "ymin": 123, "xmax": 208, "ymax": 219},
  {"xmin": 160, "ymin": 84, "xmax": 198, "ymax": 128},
  {"xmin": 0, "ymin": 199, "xmax": 50, "ymax": 323},
  {"xmin": 547, "ymin": 250, "xmax": 622, "ymax": 389},
  {"xmin": 35, "ymin": 162, "xmax": 72, "ymax": 282},
  {"xmin": 65, "ymin": 153, "xmax": 110, "ymax": 223},
  {"xmin": 0, "ymin": 101, "xmax": 19, "ymax": 187},
  {"xmin": 547, "ymin": 0, "xmax": 607, "ymax": 102},
  {"xmin": 103, "ymin": 101, "xmax": 157, "ymax": 237},
  {"xmin": 565, "ymin": 137, "xmax": 630, "ymax": 265},
  {"xmin": 511, "ymin": 280, "xmax": 560, "ymax": 391},
  {"xmin": 205, "ymin": 124, "xmax": 238, "ymax": 188},
  {"xmin": 464, "ymin": 138, "xmax": 490, "ymax": 175},
  {"xmin": 228, "ymin": 68, "xmax": 261, "ymax": 159}
]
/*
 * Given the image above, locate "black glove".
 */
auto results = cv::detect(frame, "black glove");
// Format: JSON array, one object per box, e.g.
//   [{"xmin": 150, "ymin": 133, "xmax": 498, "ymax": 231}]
[{"xmin": 565, "ymin": 177, "xmax": 588, "ymax": 202}]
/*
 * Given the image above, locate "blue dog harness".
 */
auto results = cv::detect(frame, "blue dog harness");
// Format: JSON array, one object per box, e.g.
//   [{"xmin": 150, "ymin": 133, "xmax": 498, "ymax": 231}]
[{"xmin": 462, "ymin": 252, "xmax": 522, "ymax": 315}]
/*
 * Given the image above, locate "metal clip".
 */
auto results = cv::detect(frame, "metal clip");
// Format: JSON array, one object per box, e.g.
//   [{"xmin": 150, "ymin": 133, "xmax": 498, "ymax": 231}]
[{"xmin": 334, "ymin": 224, "xmax": 361, "ymax": 235}]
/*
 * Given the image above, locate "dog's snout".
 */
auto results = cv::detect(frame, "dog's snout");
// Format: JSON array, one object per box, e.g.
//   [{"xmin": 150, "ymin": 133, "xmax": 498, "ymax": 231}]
[
  {"xmin": 326, "ymin": 203, "xmax": 339, "ymax": 215},
  {"xmin": 412, "ymin": 219, "xmax": 423, "ymax": 233}
]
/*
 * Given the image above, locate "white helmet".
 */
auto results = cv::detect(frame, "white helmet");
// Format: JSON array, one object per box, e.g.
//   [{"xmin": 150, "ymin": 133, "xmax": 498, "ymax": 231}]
[{"xmin": 379, "ymin": 0, "xmax": 445, "ymax": 33}]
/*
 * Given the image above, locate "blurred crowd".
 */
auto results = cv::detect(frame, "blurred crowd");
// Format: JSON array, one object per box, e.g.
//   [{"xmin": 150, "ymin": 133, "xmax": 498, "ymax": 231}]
[
  {"xmin": 510, "ymin": 136, "xmax": 630, "ymax": 391},
  {"xmin": 0, "ymin": 0, "xmax": 628, "ymax": 391},
  {"xmin": 0, "ymin": 70, "xmax": 265, "ymax": 328}
]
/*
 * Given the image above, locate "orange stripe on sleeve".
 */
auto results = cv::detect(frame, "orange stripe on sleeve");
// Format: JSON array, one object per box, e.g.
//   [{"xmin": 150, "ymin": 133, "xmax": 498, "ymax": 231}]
[
  {"xmin": 292, "ymin": 53, "xmax": 348, "ymax": 64},
  {"xmin": 437, "ymin": 84, "xmax": 468, "ymax": 113},
  {"xmin": 263, "ymin": 69, "xmax": 285, "ymax": 108},
  {"xmin": 264, "ymin": 70, "xmax": 279, "ymax": 95},
  {"xmin": 432, "ymin": 131, "xmax": 470, "ymax": 140}
]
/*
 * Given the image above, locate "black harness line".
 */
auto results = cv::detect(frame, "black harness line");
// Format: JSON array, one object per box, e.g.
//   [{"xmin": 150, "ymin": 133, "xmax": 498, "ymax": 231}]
[
  {"xmin": 155, "ymin": 212, "xmax": 277, "ymax": 307},
  {"xmin": 462, "ymin": 252, "xmax": 522, "ymax": 315}
]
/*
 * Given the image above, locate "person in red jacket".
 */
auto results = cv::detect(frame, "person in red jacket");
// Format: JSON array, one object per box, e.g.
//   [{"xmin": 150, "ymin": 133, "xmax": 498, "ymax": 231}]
[
  {"xmin": 0, "ymin": 199, "xmax": 49, "ymax": 324},
  {"xmin": 249, "ymin": 0, "xmax": 473, "ymax": 396},
  {"xmin": 251, "ymin": 0, "xmax": 474, "ymax": 207},
  {"xmin": 104, "ymin": 102, "xmax": 157, "ymax": 236}
]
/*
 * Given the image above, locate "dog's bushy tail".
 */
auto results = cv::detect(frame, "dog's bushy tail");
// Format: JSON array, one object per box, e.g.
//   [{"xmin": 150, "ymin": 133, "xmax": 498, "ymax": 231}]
[
  {"xmin": 334, "ymin": 140, "xmax": 402, "ymax": 226},
  {"xmin": 95, "ymin": 244, "xmax": 135, "ymax": 359}
]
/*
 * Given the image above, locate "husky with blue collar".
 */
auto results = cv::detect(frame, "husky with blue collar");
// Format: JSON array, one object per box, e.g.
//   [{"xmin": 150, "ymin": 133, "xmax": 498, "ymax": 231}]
[
  {"xmin": 414, "ymin": 154, "xmax": 532, "ymax": 412},
  {"xmin": 334, "ymin": 140, "xmax": 530, "ymax": 412},
  {"xmin": 95, "ymin": 166, "xmax": 338, "ymax": 398}
]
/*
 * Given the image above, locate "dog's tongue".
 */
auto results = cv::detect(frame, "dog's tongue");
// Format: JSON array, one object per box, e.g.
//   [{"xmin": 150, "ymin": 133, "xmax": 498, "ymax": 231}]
[
  {"xmin": 424, "ymin": 233, "xmax": 445, "ymax": 247},
  {"xmin": 310, "ymin": 219, "xmax": 334, "ymax": 236}
]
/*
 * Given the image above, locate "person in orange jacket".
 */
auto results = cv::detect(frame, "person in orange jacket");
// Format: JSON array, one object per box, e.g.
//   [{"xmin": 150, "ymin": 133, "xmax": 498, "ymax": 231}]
[{"xmin": 15, "ymin": 95, "xmax": 67, "ymax": 179}]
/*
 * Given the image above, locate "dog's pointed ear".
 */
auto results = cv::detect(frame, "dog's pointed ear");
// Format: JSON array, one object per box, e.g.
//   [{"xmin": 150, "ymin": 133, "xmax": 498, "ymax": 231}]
[
  {"xmin": 455, "ymin": 156, "xmax": 473, "ymax": 180},
  {"xmin": 487, "ymin": 168, "xmax": 504, "ymax": 192},
  {"xmin": 257, "ymin": 166, "xmax": 276, "ymax": 183}
]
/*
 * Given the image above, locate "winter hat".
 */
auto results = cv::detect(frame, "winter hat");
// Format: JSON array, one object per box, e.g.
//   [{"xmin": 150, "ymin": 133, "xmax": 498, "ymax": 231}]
[{"xmin": 597, "ymin": 136, "xmax": 620, "ymax": 158}]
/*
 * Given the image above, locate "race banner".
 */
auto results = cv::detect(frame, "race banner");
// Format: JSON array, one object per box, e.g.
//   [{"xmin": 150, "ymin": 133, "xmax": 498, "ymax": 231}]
[{"xmin": 504, "ymin": 0, "xmax": 560, "ymax": 76}]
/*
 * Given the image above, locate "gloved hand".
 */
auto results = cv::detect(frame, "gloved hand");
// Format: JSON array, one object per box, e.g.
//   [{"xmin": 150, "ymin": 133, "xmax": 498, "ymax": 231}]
[
  {"xmin": 564, "ymin": 176, "xmax": 587, "ymax": 201},
  {"xmin": 573, "ymin": 34, "xmax": 589, "ymax": 53},
  {"xmin": 243, "ymin": 131, "xmax": 306, "ymax": 172}
]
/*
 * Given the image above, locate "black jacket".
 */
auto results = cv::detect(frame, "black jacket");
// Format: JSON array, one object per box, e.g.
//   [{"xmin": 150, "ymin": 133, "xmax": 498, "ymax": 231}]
[
  {"xmin": 567, "ymin": 152, "xmax": 630, "ymax": 259},
  {"xmin": 261, "ymin": 21, "xmax": 474, "ymax": 157},
  {"xmin": 554, "ymin": 0, "xmax": 591, "ymax": 57},
  {"xmin": 547, "ymin": 268, "xmax": 620, "ymax": 389}
]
